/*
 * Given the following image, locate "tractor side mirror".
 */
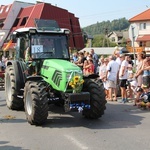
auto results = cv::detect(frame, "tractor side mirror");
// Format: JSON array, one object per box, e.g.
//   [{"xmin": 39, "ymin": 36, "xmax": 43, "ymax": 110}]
[{"xmin": 10, "ymin": 34, "xmax": 17, "ymax": 43}]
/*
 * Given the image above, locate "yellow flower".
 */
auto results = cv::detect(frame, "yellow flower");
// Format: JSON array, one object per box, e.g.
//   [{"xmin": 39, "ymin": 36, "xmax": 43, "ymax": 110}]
[
  {"xmin": 72, "ymin": 85, "xmax": 75, "ymax": 89},
  {"xmin": 69, "ymin": 81, "xmax": 73, "ymax": 86},
  {"xmin": 69, "ymin": 75, "xmax": 84, "ymax": 92}
]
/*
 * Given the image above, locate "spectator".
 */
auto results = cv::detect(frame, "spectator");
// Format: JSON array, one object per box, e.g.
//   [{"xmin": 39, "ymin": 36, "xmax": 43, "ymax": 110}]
[
  {"xmin": 136, "ymin": 84, "xmax": 150, "ymax": 109},
  {"xmin": 83, "ymin": 60, "xmax": 89, "ymax": 75},
  {"xmin": 128, "ymin": 55, "xmax": 134, "ymax": 67},
  {"xmin": 74, "ymin": 52, "xmax": 86, "ymax": 70},
  {"xmin": 141, "ymin": 56, "xmax": 150, "ymax": 88},
  {"xmin": 134, "ymin": 52, "xmax": 144, "ymax": 87},
  {"xmin": 84, "ymin": 51, "xmax": 90, "ymax": 60},
  {"xmin": 119, "ymin": 54, "xmax": 129, "ymax": 103},
  {"xmin": 106, "ymin": 55, "xmax": 119, "ymax": 101},
  {"xmin": 90, "ymin": 49, "xmax": 99, "ymax": 74},
  {"xmin": 72, "ymin": 52, "xmax": 78, "ymax": 63},
  {"xmin": 99, "ymin": 57, "xmax": 105, "ymax": 79},
  {"xmin": 134, "ymin": 87, "xmax": 144, "ymax": 106},
  {"xmin": 87, "ymin": 54, "xmax": 93, "ymax": 61},
  {"xmin": 114, "ymin": 50, "xmax": 121, "ymax": 66},
  {"xmin": 98, "ymin": 55, "xmax": 104, "ymax": 66},
  {"xmin": 130, "ymin": 80, "xmax": 138, "ymax": 98},
  {"xmin": 127, "ymin": 64, "xmax": 134, "ymax": 99},
  {"xmin": 87, "ymin": 59, "xmax": 94, "ymax": 74},
  {"xmin": 99, "ymin": 57, "xmax": 109, "ymax": 99}
]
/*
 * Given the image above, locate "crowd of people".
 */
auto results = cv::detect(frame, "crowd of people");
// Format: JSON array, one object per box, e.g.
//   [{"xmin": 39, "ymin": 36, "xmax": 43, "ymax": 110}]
[
  {"xmin": 71, "ymin": 49, "xmax": 99, "ymax": 75},
  {"xmin": 71, "ymin": 49, "xmax": 150, "ymax": 109},
  {"xmin": 1, "ymin": 49, "xmax": 150, "ymax": 109}
]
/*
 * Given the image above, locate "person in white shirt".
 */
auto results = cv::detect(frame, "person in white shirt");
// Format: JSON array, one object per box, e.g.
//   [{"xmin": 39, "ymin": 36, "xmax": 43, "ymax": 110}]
[
  {"xmin": 119, "ymin": 54, "xmax": 129, "ymax": 103},
  {"xmin": 115, "ymin": 50, "xmax": 121, "ymax": 66},
  {"xmin": 106, "ymin": 55, "xmax": 119, "ymax": 101},
  {"xmin": 99, "ymin": 57, "xmax": 109, "ymax": 99}
]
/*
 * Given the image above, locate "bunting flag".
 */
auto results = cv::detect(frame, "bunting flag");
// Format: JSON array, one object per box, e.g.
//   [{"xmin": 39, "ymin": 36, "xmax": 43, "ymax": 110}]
[{"xmin": 3, "ymin": 40, "xmax": 13, "ymax": 51}]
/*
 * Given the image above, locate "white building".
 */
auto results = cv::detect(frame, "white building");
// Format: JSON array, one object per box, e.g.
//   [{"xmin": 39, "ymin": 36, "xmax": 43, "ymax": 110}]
[{"xmin": 129, "ymin": 9, "xmax": 150, "ymax": 53}]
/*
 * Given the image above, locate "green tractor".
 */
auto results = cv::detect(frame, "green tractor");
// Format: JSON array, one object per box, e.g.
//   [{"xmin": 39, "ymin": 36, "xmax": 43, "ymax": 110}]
[{"xmin": 5, "ymin": 19, "xmax": 106, "ymax": 125}]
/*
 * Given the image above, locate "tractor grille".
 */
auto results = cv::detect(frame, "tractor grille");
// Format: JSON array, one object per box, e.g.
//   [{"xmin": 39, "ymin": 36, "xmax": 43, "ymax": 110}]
[{"xmin": 52, "ymin": 70, "xmax": 62, "ymax": 87}]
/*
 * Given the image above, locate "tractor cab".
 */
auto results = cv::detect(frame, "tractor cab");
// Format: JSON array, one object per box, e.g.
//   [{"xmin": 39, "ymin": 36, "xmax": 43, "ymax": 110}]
[
  {"xmin": 11, "ymin": 19, "xmax": 70, "ymax": 75},
  {"xmin": 12, "ymin": 19, "xmax": 70, "ymax": 61}
]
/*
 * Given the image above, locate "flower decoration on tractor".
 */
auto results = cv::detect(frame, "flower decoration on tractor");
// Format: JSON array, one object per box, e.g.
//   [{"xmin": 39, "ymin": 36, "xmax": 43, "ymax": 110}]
[{"xmin": 69, "ymin": 75, "xmax": 84, "ymax": 93}]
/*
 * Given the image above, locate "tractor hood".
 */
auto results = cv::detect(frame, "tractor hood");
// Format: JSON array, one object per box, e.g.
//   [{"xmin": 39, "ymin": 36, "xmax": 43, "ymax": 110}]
[
  {"xmin": 41, "ymin": 59, "xmax": 83, "ymax": 92},
  {"xmin": 42, "ymin": 59, "xmax": 81, "ymax": 72}
]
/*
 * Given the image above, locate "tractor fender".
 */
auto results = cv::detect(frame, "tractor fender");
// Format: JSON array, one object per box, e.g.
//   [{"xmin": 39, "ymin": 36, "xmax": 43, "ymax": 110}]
[
  {"xmin": 83, "ymin": 74, "xmax": 99, "ymax": 79},
  {"xmin": 25, "ymin": 76, "xmax": 43, "ymax": 83},
  {"xmin": 6, "ymin": 60, "xmax": 27, "ymax": 91}
]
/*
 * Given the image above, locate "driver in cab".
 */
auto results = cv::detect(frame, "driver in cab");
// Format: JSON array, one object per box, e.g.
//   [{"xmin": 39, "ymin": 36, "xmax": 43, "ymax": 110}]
[{"xmin": 39, "ymin": 38, "xmax": 54, "ymax": 53}]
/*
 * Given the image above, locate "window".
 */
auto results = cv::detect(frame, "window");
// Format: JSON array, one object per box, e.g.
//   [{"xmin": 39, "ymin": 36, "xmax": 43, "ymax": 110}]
[
  {"xmin": 0, "ymin": 8, "xmax": 3, "ymax": 14},
  {"xmin": 111, "ymin": 37, "xmax": 115, "ymax": 42},
  {"xmin": 139, "ymin": 42, "xmax": 142, "ymax": 47},
  {"xmin": 20, "ymin": 17, "xmax": 28, "ymax": 26},
  {"xmin": 139, "ymin": 41, "xmax": 145, "ymax": 47},
  {"xmin": 13, "ymin": 18, "xmax": 20, "ymax": 27},
  {"xmin": 140, "ymin": 23, "xmax": 146, "ymax": 30},
  {"xmin": 5, "ymin": 6, "xmax": 10, "ymax": 12}
]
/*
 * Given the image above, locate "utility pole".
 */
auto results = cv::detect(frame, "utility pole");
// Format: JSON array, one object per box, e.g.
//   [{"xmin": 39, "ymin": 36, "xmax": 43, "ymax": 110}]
[{"xmin": 103, "ymin": 28, "xmax": 109, "ymax": 47}]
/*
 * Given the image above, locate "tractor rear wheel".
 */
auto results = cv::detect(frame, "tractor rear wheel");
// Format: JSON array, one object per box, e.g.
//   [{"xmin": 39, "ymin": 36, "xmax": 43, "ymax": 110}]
[
  {"xmin": 5, "ymin": 66, "xmax": 24, "ymax": 110},
  {"xmin": 24, "ymin": 80, "xmax": 49, "ymax": 125},
  {"xmin": 82, "ymin": 79, "xmax": 106, "ymax": 119}
]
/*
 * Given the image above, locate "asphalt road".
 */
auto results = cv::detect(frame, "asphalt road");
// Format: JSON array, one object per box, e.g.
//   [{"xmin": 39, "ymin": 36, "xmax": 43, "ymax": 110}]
[{"xmin": 0, "ymin": 89, "xmax": 150, "ymax": 150}]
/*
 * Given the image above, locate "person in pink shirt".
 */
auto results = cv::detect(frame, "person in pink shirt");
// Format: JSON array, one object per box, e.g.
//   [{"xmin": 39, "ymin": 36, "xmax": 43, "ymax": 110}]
[
  {"xmin": 83, "ymin": 60, "xmax": 89, "ymax": 75},
  {"xmin": 87, "ymin": 59, "xmax": 94, "ymax": 74}
]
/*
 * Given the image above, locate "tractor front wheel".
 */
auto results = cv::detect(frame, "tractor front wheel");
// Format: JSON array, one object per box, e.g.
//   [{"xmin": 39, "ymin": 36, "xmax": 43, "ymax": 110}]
[
  {"xmin": 24, "ymin": 80, "xmax": 49, "ymax": 125},
  {"xmin": 82, "ymin": 79, "xmax": 106, "ymax": 119}
]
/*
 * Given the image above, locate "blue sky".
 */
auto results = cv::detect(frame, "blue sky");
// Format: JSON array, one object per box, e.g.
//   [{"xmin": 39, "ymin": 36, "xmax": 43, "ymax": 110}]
[{"xmin": 2, "ymin": 0, "xmax": 150, "ymax": 27}]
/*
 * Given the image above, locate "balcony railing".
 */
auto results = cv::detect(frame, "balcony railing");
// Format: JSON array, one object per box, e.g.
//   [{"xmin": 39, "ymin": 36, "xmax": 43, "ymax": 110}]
[{"xmin": 126, "ymin": 47, "xmax": 144, "ymax": 53}]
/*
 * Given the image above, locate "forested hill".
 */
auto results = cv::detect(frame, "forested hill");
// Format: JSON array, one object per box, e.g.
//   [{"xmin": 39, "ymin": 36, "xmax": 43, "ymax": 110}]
[{"xmin": 82, "ymin": 17, "xmax": 130, "ymax": 35}]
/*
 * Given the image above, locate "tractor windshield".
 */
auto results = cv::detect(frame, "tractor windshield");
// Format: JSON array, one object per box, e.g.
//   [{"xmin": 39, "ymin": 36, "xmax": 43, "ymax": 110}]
[{"xmin": 30, "ymin": 35, "xmax": 69, "ymax": 59}]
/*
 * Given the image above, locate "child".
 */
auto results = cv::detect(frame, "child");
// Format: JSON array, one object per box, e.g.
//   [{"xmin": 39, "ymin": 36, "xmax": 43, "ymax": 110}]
[
  {"xmin": 136, "ymin": 84, "xmax": 150, "ymax": 109},
  {"xmin": 127, "ymin": 64, "xmax": 134, "ymax": 98},
  {"xmin": 130, "ymin": 81, "xmax": 141, "ymax": 106},
  {"xmin": 127, "ymin": 64, "xmax": 134, "ymax": 82}
]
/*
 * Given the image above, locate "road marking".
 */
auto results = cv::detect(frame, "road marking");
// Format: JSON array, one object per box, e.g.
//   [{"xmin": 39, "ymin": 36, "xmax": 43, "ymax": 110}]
[{"xmin": 64, "ymin": 134, "xmax": 88, "ymax": 150}]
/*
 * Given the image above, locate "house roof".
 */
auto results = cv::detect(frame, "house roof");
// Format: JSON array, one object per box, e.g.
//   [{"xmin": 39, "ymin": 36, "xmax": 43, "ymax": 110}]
[
  {"xmin": 108, "ymin": 31, "xmax": 123, "ymax": 38},
  {"xmin": 129, "ymin": 9, "xmax": 150, "ymax": 22},
  {"xmin": 0, "ymin": 4, "xmax": 12, "ymax": 19},
  {"xmin": 136, "ymin": 35, "xmax": 150, "ymax": 41},
  {"xmin": 0, "ymin": 1, "xmax": 84, "ymax": 50}
]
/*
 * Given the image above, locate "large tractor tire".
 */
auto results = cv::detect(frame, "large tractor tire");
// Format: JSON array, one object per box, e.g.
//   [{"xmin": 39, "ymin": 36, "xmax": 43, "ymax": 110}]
[
  {"xmin": 5, "ymin": 66, "xmax": 24, "ymax": 110},
  {"xmin": 82, "ymin": 79, "xmax": 106, "ymax": 119},
  {"xmin": 24, "ymin": 80, "xmax": 49, "ymax": 125}
]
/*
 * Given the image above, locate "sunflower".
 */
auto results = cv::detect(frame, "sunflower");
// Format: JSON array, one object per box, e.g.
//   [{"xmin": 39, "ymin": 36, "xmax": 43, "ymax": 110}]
[{"xmin": 69, "ymin": 75, "xmax": 84, "ymax": 93}]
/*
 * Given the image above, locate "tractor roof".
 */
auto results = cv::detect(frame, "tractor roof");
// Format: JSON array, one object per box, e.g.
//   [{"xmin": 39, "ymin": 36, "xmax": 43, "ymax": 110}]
[
  {"xmin": 13, "ymin": 27, "xmax": 70, "ymax": 34},
  {"xmin": 13, "ymin": 19, "xmax": 70, "ymax": 35}
]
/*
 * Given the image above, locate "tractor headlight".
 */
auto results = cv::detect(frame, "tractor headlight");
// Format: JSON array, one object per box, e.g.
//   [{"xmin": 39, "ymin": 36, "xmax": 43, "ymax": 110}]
[{"xmin": 66, "ymin": 73, "xmax": 71, "ymax": 80}]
